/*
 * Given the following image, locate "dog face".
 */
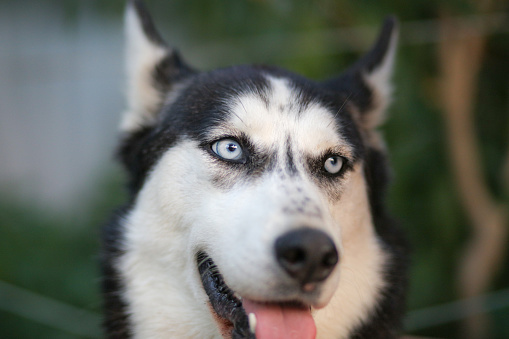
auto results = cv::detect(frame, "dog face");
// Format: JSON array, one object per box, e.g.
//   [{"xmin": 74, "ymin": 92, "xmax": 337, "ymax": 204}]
[{"xmin": 109, "ymin": 1, "xmax": 404, "ymax": 338}]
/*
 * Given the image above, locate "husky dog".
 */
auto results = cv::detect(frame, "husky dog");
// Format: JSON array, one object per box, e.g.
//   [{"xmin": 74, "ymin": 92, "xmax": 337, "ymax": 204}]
[{"xmin": 101, "ymin": 1, "xmax": 408, "ymax": 338}]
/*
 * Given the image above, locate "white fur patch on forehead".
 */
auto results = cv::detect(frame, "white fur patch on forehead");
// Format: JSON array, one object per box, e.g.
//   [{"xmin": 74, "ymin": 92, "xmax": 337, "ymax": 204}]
[
  {"xmin": 219, "ymin": 76, "xmax": 353, "ymax": 157},
  {"xmin": 266, "ymin": 76, "xmax": 293, "ymax": 109}
]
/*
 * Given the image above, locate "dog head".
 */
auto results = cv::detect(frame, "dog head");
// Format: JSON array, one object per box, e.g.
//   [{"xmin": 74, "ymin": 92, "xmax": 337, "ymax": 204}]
[{"xmin": 116, "ymin": 1, "xmax": 399, "ymax": 338}]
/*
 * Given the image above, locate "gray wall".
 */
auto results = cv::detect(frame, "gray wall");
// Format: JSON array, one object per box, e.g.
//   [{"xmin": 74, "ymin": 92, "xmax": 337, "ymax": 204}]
[{"xmin": 0, "ymin": 2, "xmax": 124, "ymax": 214}]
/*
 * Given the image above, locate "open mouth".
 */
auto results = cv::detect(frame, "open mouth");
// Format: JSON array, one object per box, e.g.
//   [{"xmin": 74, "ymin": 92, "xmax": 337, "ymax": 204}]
[{"xmin": 197, "ymin": 252, "xmax": 317, "ymax": 339}]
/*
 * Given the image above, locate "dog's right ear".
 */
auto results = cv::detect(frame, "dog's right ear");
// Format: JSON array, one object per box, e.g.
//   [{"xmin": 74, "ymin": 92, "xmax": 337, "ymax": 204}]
[
  {"xmin": 121, "ymin": 0, "xmax": 195, "ymax": 133},
  {"xmin": 322, "ymin": 17, "xmax": 398, "ymax": 134}
]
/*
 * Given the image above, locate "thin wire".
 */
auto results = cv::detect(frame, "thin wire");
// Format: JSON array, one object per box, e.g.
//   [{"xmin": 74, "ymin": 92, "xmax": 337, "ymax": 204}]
[
  {"xmin": 0, "ymin": 280, "xmax": 101, "ymax": 338},
  {"xmin": 404, "ymin": 288, "xmax": 509, "ymax": 332},
  {"xmin": 186, "ymin": 12, "xmax": 509, "ymax": 65},
  {"xmin": 2, "ymin": 279, "xmax": 509, "ymax": 335}
]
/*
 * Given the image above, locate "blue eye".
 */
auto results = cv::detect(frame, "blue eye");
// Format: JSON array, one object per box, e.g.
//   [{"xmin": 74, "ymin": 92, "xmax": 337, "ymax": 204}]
[
  {"xmin": 324, "ymin": 156, "xmax": 344, "ymax": 174},
  {"xmin": 211, "ymin": 138, "xmax": 244, "ymax": 161}
]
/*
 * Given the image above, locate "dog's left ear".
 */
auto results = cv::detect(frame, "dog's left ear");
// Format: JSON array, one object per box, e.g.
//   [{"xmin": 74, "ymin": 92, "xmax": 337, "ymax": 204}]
[
  {"xmin": 121, "ymin": 0, "xmax": 195, "ymax": 133},
  {"xmin": 323, "ymin": 17, "xmax": 398, "ymax": 131}
]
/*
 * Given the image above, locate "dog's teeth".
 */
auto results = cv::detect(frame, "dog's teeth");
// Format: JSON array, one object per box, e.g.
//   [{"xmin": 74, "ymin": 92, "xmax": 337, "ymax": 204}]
[{"xmin": 248, "ymin": 313, "xmax": 257, "ymax": 334}]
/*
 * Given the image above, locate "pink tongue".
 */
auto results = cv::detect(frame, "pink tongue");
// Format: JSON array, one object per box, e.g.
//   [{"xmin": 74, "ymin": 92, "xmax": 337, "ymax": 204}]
[{"xmin": 242, "ymin": 299, "xmax": 316, "ymax": 339}]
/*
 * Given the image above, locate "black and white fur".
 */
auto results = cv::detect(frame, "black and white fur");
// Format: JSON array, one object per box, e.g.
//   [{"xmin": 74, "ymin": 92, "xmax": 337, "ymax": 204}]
[{"xmin": 101, "ymin": 1, "xmax": 408, "ymax": 338}]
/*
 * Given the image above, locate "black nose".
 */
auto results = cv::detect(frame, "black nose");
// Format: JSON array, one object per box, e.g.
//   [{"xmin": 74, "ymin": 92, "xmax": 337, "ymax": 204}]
[{"xmin": 275, "ymin": 228, "xmax": 339, "ymax": 285}]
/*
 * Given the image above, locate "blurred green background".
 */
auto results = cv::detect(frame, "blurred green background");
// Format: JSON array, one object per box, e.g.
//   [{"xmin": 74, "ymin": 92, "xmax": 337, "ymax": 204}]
[{"xmin": 0, "ymin": 0, "xmax": 508, "ymax": 338}]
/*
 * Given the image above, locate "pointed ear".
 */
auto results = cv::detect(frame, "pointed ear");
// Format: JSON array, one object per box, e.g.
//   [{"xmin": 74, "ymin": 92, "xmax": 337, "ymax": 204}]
[
  {"xmin": 324, "ymin": 17, "xmax": 398, "ymax": 131},
  {"xmin": 121, "ymin": 0, "xmax": 195, "ymax": 132}
]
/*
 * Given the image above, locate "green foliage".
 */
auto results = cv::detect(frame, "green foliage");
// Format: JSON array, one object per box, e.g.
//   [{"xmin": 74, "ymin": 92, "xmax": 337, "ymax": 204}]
[{"xmin": 0, "ymin": 172, "xmax": 126, "ymax": 338}]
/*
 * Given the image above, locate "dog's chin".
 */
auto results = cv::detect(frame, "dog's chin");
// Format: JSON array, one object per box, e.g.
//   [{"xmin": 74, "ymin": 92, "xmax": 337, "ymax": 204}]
[{"xmin": 196, "ymin": 252, "xmax": 319, "ymax": 339}]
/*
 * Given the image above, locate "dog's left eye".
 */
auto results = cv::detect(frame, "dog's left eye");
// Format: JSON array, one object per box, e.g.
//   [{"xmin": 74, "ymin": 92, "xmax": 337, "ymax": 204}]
[
  {"xmin": 324, "ymin": 156, "xmax": 344, "ymax": 174},
  {"xmin": 211, "ymin": 138, "xmax": 244, "ymax": 161}
]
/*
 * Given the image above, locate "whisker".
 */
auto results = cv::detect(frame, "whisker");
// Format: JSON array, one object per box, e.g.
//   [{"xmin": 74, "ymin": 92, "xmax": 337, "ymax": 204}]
[
  {"xmin": 235, "ymin": 99, "xmax": 248, "ymax": 127},
  {"xmin": 197, "ymin": 255, "xmax": 212, "ymax": 268},
  {"xmin": 327, "ymin": 92, "xmax": 353, "ymax": 128}
]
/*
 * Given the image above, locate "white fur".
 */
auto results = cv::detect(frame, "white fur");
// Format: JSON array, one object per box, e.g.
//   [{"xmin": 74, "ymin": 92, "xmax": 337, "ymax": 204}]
[
  {"xmin": 118, "ymin": 78, "xmax": 389, "ymax": 338},
  {"xmin": 119, "ymin": 141, "xmax": 222, "ymax": 337},
  {"xmin": 121, "ymin": 4, "xmax": 169, "ymax": 132},
  {"xmin": 314, "ymin": 165, "xmax": 387, "ymax": 339}
]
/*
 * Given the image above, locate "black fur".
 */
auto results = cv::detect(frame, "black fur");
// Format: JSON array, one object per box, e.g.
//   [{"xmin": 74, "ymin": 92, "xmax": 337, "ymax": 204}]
[
  {"xmin": 322, "ymin": 16, "xmax": 397, "ymax": 116},
  {"xmin": 152, "ymin": 51, "xmax": 196, "ymax": 94},
  {"xmin": 349, "ymin": 148, "xmax": 409, "ymax": 338},
  {"xmin": 356, "ymin": 16, "xmax": 397, "ymax": 73},
  {"xmin": 285, "ymin": 137, "xmax": 298, "ymax": 176},
  {"xmin": 101, "ymin": 207, "xmax": 132, "ymax": 339},
  {"xmin": 130, "ymin": 0, "xmax": 166, "ymax": 47}
]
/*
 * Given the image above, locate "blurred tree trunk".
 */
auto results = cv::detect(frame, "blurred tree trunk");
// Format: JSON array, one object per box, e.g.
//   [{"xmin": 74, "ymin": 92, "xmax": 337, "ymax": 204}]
[
  {"xmin": 437, "ymin": 10, "xmax": 508, "ymax": 339},
  {"xmin": 504, "ymin": 86, "xmax": 509, "ymax": 193}
]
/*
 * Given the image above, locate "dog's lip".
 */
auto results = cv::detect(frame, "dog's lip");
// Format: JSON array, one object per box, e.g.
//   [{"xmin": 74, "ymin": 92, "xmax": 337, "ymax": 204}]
[
  {"xmin": 197, "ymin": 251, "xmax": 254, "ymax": 338},
  {"xmin": 196, "ymin": 252, "xmax": 316, "ymax": 339}
]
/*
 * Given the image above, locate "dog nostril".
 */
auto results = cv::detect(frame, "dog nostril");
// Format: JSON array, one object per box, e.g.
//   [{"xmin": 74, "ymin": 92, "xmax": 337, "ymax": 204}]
[
  {"xmin": 322, "ymin": 251, "xmax": 338, "ymax": 268},
  {"xmin": 282, "ymin": 248, "xmax": 306, "ymax": 264},
  {"xmin": 275, "ymin": 228, "xmax": 338, "ymax": 285}
]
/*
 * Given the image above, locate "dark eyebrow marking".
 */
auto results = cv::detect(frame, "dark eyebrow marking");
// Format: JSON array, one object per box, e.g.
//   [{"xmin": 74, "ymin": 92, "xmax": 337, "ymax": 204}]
[{"xmin": 285, "ymin": 136, "xmax": 298, "ymax": 176}]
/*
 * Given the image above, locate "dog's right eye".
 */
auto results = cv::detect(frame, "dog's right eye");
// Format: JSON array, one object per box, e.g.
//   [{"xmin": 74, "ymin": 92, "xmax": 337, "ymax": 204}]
[{"xmin": 211, "ymin": 138, "xmax": 244, "ymax": 161}]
